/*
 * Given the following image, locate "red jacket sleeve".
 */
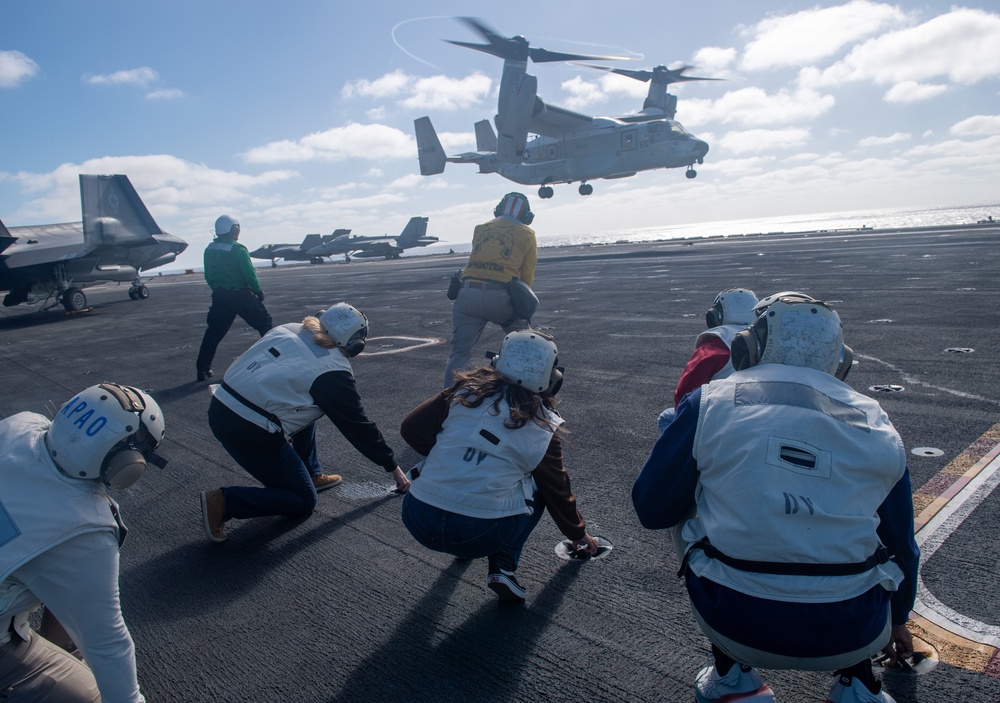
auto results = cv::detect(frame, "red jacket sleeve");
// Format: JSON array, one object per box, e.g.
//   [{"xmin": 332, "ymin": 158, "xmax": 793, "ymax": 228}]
[{"xmin": 674, "ymin": 336, "xmax": 732, "ymax": 407}]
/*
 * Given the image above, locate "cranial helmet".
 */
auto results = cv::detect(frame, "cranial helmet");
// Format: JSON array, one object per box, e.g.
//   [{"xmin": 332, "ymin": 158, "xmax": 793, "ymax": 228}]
[
  {"xmin": 45, "ymin": 383, "xmax": 167, "ymax": 490},
  {"xmin": 752, "ymin": 290, "xmax": 817, "ymax": 318},
  {"xmin": 730, "ymin": 298, "xmax": 854, "ymax": 380},
  {"xmin": 706, "ymin": 288, "xmax": 758, "ymax": 328},
  {"xmin": 494, "ymin": 192, "xmax": 534, "ymax": 226},
  {"xmin": 214, "ymin": 215, "xmax": 240, "ymax": 239},
  {"xmin": 490, "ymin": 330, "xmax": 563, "ymax": 395},
  {"xmin": 319, "ymin": 302, "xmax": 369, "ymax": 357}
]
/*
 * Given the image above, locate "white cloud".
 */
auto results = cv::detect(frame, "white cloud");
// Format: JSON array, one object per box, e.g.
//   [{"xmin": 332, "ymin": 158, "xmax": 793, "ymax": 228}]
[
  {"xmin": 858, "ymin": 132, "xmax": 910, "ymax": 147},
  {"xmin": 883, "ymin": 81, "xmax": 947, "ymax": 104},
  {"xmin": 0, "ymin": 50, "xmax": 39, "ymax": 88},
  {"xmin": 950, "ymin": 115, "xmax": 1000, "ymax": 136},
  {"xmin": 692, "ymin": 47, "xmax": 737, "ymax": 77},
  {"xmin": 343, "ymin": 71, "xmax": 492, "ymax": 111},
  {"xmin": 717, "ymin": 128, "xmax": 811, "ymax": 154},
  {"xmin": 741, "ymin": 1, "xmax": 907, "ymax": 71},
  {"xmin": 689, "ymin": 87, "xmax": 835, "ymax": 127},
  {"xmin": 559, "ymin": 72, "xmax": 648, "ymax": 110},
  {"xmin": 84, "ymin": 67, "xmax": 159, "ymax": 87},
  {"xmin": 808, "ymin": 8, "xmax": 1000, "ymax": 88},
  {"xmin": 904, "ymin": 135, "xmax": 1000, "ymax": 159},
  {"xmin": 146, "ymin": 88, "xmax": 184, "ymax": 100},
  {"xmin": 242, "ymin": 123, "xmax": 414, "ymax": 163}
]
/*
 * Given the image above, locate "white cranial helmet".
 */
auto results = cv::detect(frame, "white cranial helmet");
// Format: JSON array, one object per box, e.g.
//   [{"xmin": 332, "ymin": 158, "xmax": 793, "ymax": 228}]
[
  {"xmin": 319, "ymin": 303, "xmax": 369, "ymax": 357},
  {"xmin": 752, "ymin": 290, "xmax": 816, "ymax": 318},
  {"xmin": 706, "ymin": 288, "xmax": 758, "ymax": 328},
  {"xmin": 45, "ymin": 383, "xmax": 166, "ymax": 489},
  {"xmin": 492, "ymin": 330, "xmax": 562, "ymax": 394},
  {"xmin": 214, "ymin": 215, "xmax": 240, "ymax": 238},
  {"xmin": 731, "ymin": 299, "xmax": 853, "ymax": 379}
]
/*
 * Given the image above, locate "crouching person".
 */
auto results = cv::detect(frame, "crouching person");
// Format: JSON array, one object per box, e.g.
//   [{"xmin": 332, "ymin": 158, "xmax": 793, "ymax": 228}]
[
  {"xmin": 201, "ymin": 303, "xmax": 410, "ymax": 543},
  {"xmin": 2, "ymin": 383, "xmax": 167, "ymax": 702},
  {"xmin": 632, "ymin": 296, "xmax": 919, "ymax": 703},
  {"xmin": 401, "ymin": 331, "xmax": 599, "ymax": 602}
]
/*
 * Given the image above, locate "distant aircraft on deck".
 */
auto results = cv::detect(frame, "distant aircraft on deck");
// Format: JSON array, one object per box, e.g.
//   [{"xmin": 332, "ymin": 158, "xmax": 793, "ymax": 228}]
[
  {"xmin": 0, "ymin": 174, "xmax": 188, "ymax": 312},
  {"xmin": 300, "ymin": 217, "xmax": 436, "ymax": 262},
  {"xmin": 250, "ymin": 230, "xmax": 351, "ymax": 267}
]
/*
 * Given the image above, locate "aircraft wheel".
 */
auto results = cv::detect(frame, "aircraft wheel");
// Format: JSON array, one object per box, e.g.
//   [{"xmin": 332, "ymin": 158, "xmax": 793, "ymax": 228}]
[
  {"xmin": 686, "ymin": 168, "xmax": 697, "ymax": 179},
  {"xmin": 128, "ymin": 288, "xmax": 139, "ymax": 300},
  {"xmin": 271, "ymin": 261, "xmax": 278, "ymax": 268},
  {"xmin": 63, "ymin": 287, "xmax": 87, "ymax": 312},
  {"xmin": 579, "ymin": 183, "xmax": 593, "ymax": 196},
  {"xmin": 137, "ymin": 285, "xmax": 150, "ymax": 300},
  {"xmin": 538, "ymin": 186, "xmax": 554, "ymax": 199}
]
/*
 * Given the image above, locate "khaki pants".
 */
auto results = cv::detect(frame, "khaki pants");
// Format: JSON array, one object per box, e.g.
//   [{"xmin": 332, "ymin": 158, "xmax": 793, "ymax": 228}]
[
  {"xmin": 0, "ymin": 630, "xmax": 100, "ymax": 702},
  {"xmin": 443, "ymin": 285, "xmax": 527, "ymax": 387}
]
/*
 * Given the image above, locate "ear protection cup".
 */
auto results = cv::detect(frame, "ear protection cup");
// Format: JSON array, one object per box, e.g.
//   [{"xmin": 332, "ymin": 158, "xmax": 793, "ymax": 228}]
[
  {"xmin": 520, "ymin": 210, "xmax": 534, "ymax": 226},
  {"xmin": 102, "ymin": 449, "xmax": 146, "ymax": 490},
  {"xmin": 342, "ymin": 332, "xmax": 366, "ymax": 357},
  {"xmin": 835, "ymin": 344, "xmax": 854, "ymax": 381},
  {"xmin": 730, "ymin": 317, "xmax": 768, "ymax": 371},
  {"xmin": 706, "ymin": 301, "xmax": 724, "ymax": 328},
  {"xmin": 548, "ymin": 367, "xmax": 564, "ymax": 396}
]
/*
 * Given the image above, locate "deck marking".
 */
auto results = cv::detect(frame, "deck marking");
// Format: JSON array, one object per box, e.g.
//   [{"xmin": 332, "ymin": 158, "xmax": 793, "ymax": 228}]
[
  {"xmin": 358, "ymin": 336, "xmax": 444, "ymax": 356},
  {"xmin": 856, "ymin": 354, "xmax": 1000, "ymax": 406}
]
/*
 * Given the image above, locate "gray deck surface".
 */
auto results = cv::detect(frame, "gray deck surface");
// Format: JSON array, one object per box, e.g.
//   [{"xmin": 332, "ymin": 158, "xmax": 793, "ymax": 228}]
[{"xmin": 2, "ymin": 222, "xmax": 999, "ymax": 702}]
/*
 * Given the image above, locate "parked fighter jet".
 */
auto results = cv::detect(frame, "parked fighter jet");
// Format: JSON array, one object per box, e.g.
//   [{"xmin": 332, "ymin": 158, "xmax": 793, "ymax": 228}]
[
  {"xmin": 306, "ymin": 217, "xmax": 436, "ymax": 261},
  {"xmin": 250, "ymin": 230, "xmax": 351, "ymax": 267},
  {"xmin": 415, "ymin": 18, "xmax": 715, "ymax": 199},
  {"xmin": 0, "ymin": 174, "xmax": 188, "ymax": 312}
]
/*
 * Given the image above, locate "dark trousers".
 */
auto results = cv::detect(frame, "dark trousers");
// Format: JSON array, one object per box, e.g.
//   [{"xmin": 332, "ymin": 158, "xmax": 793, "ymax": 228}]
[{"xmin": 196, "ymin": 288, "xmax": 272, "ymax": 373}]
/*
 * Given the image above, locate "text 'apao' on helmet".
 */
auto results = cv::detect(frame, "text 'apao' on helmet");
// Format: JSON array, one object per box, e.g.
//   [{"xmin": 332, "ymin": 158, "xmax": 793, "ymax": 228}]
[
  {"xmin": 214, "ymin": 215, "xmax": 240, "ymax": 238},
  {"xmin": 319, "ymin": 302, "xmax": 369, "ymax": 357},
  {"xmin": 494, "ymin": 192, "xmax": 534, "ymax": 226},
  {"xmin": 491, "ymin": 330, "xmax": 562, "ymax": 394},
  {"xmin": 45, "ymin": 383, "xmax": 167, "ymax": 490},
  {"xmin": 730, "ymin": 299, "xmax": 853, "ymax": 380},
  {"xmin": 706, "ymin": 288, "xmax": 758, "ymax": 328}
]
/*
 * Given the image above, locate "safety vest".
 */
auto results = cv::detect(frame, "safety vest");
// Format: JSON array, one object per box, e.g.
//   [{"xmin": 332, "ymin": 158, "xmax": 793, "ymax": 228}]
[
  {"xmin": 409, "ymin": 394, "xmax": 562, "ymax": 519},
  {"xmin": 0, "ymin": 413, "xmax": 118, "ymax": 583},
  {"xmin": 684, "ymin": 364, "xmax": 907, "ymax": 602},
  {"xmin": 212, "ymin": 323, "xmax": 353, "ymax": 436}
]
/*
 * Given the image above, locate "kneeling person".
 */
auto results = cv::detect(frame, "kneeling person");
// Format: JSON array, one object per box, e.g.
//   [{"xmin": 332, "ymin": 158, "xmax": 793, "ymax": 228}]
[
  {"xmin": 401, "ymin": 331, "xmax": 599, "ymax": 602},
  {"xmin": 201, "ymin": 303, "xmax": 410, "ymax": 542}
]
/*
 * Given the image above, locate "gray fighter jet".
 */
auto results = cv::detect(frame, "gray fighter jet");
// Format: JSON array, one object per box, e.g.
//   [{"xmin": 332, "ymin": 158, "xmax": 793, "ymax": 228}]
[
  {"xmin": 249, "ymin": 230, "xmax": 351, "ymax": 267},
  {"xmin": 0, "ymin": 174, "xmax": 188, "ymax": 312},
  {"xmin": 305, "ymin": 217, "xmax": 436, "ymax": 261}
]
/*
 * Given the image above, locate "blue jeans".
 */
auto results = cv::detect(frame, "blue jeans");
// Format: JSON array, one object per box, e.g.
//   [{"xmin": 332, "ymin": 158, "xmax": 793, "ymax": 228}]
[
  {"xmin": 401, "ymin": 492, "xmax": 545, "ymax": 565},
  {"xmin": 219, "ymin": 423, "xmax": 322, "ymax": 520}
]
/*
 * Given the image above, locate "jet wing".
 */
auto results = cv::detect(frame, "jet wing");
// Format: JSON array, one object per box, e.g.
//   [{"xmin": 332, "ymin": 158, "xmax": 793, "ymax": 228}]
[{"xmin": 528, "ymin": 97, "xmax": 594, "ymax": 137}]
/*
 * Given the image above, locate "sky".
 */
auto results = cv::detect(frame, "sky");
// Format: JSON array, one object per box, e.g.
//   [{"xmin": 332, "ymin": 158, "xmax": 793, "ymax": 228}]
[{"xmin": 2, "ymin": 1, "xmax": 999, "ymax": 272}]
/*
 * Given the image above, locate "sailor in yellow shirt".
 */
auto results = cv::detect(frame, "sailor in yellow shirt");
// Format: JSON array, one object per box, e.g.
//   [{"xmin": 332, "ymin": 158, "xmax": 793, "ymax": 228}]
[{"xmin": 443, "ymin": 193, "xmax": 538, "ymax": 387}]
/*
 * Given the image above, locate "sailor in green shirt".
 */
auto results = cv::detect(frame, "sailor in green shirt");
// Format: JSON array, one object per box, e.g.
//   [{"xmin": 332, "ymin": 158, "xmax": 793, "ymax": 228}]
[{"xmin": 196, "ymin": 215, "xmax": 273, "ymax": 382}]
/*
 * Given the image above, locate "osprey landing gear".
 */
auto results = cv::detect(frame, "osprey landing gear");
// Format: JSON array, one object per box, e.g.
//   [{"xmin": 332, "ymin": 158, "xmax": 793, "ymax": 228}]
[
  {"xmin": 578, "ymin": 183, "xmax": 593, "ymax": 196},
  {"xmin": 686, "ymin": 166, "xmax": 698, "ymax": 179},
  {"xmin": 537, "ymin": 185, "xmax": 554, "ymax": 199}
]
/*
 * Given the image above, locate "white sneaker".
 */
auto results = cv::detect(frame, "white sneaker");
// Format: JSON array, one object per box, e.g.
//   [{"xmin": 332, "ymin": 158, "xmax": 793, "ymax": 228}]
[
  {"xmin": 825, "ymin": 675, "xmax": 896, "ymax": 703},
  {"xmin": 695, "ymin": 663, "xmax": 775, "ymax": 702}
]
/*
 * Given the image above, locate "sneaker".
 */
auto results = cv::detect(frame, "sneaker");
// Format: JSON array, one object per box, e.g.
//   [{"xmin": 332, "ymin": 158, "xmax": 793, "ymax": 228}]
[
  {"xmin": 487, "ymin": 552, "xmax": 527, "ymax": 602},
  {"xmin": 197, "ymin": 369, "xmax": 214, "ymax": 382},
  {"xmin": 200, "ymin": 489, "xmax": 228, "ymax": 543},
  {"xmin": 312, "ymin": 473, "xmax": 342, "ymax": 492},
  {"xmin": 695, "ymin": 663, "xmax": 775, "ymax": 703},
  {"xmin": 825, "ymin": 675, "xmax": 896, "ymax": 703}
]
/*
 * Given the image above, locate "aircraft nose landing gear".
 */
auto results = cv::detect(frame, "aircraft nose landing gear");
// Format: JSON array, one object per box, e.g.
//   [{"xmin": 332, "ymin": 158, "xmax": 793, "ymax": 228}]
[
  {"xmin": 578, "ymin": 183, "xmax": 593, "ymax": 196},
  {"xmin": 685, "ymin": 167, "xmax": 697, "ymax": 179},
  {"xmin": 538, "ymin": 185, "xmax": 554, "ymax": 199}
]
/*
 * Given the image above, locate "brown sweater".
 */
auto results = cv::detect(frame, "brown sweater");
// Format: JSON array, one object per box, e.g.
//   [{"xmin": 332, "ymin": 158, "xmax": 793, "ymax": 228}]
[{"xmin": 399, "ymin": 390, "xmax": 587, "ymax": 541}]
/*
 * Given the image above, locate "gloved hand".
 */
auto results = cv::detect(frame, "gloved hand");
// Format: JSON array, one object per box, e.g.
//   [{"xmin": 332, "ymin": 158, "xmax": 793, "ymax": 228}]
[{"xmin": 255, "ymin": 290, "xmax": 265, "ymax": 302}]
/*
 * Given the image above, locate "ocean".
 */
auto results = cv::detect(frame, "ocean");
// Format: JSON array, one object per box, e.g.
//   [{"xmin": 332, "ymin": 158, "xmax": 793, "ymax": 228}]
[{"xmin": 424, "ymin": 202, "xmax": 999, "ymax": 257}]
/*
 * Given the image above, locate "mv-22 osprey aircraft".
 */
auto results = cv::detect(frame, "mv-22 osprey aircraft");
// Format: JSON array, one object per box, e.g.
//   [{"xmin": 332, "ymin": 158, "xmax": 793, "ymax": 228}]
[
  {"xmin": 415, "ymin": 18, "xmax": 716, "ymax": 199},
  {"xmin": 0, "ymin": 174, "xmax": 187, "ymax": 312}
]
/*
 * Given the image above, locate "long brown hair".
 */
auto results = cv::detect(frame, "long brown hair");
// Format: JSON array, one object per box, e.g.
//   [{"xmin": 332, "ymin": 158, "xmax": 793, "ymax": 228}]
[{"xmin": 446, "ymin": 366, "xmax": 562, "ymax": 432}]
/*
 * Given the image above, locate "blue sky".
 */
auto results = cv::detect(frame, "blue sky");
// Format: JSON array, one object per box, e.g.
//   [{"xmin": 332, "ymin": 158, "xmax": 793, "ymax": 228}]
[{"xmin": 2, "ymin": 1, "xmax": 999, "ymax": 272}]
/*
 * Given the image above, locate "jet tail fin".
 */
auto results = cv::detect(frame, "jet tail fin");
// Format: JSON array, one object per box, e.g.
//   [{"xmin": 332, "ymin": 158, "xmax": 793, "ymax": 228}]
[
  {"xmin": 300, "ymin": 234, "xmax": 324, "ymax": 250},
  {"xmin": 474, "ymin": 120, "xmax": 498, "ymax": 152},
  {"xmin": 415, "ymin": 117, "xmax": 447, "ymax": 176},
  {"xmin": 396, "ymin": 217, "xmax": 429, "ymax": 247},
  {"xmin": 81, "ymin": 174, "xmax": 164, "ymax": 246}
]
